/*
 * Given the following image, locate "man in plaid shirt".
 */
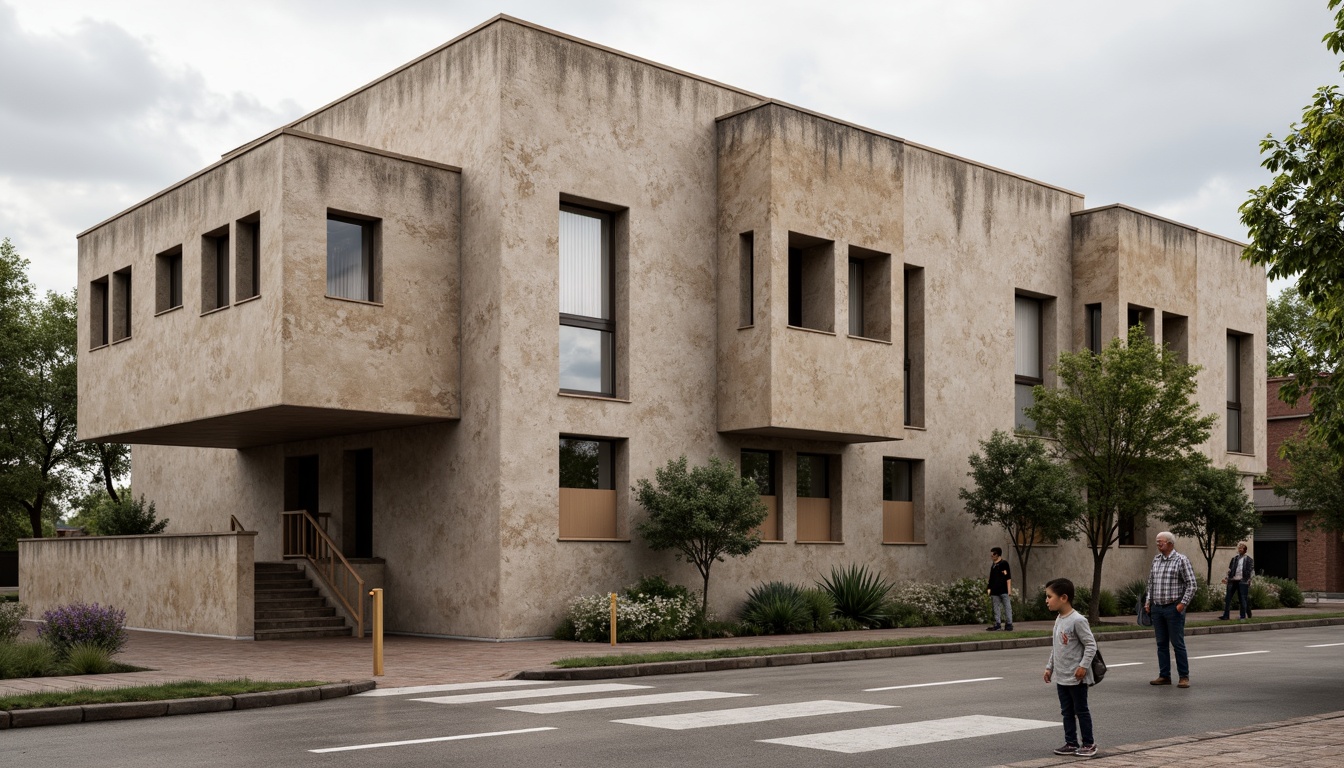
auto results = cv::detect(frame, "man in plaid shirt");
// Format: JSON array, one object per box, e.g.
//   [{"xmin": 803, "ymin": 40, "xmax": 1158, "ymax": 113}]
[{"xmin": 1143, "ymin": 531, "xmax": 1197, "ymax": 688}]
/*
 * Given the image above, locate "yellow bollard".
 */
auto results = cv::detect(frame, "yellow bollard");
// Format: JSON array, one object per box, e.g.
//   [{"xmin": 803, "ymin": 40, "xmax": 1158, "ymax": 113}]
[
  {"xmin": 369, "ymin": 588, "xmax": 384, "ymax": 676},
  {"xmin": 609, "ymin": 592, "xmax": 617, "ymax": 646}
]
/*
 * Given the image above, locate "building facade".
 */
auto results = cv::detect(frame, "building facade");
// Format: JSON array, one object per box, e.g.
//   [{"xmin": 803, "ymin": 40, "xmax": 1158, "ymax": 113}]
[{"xmin": 77, "ymin": 16, "xmax": 1267, "ymax": 639}]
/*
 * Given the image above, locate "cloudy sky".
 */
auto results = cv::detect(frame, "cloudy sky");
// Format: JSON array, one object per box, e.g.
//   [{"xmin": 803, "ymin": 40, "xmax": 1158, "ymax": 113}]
[{"xmin": 2, "ymin": 0, "xmax": 1338, "ymax": 296}]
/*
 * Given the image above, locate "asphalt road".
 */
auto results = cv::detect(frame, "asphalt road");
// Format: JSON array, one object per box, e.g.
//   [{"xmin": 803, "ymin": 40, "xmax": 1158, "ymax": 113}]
[{"xmin": 6, "ymin": 625, "xmax": 1343, "ymax": 768}]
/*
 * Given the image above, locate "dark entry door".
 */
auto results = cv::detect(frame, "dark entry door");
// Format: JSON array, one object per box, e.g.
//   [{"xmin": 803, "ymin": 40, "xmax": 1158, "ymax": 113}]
[
  {"xmin": 284, "ymin": 455, "xmax": 319, "ymax": 516},
  {"xmin": 352, "ymin": 449, "xmax": 373, "ymax": 558}
]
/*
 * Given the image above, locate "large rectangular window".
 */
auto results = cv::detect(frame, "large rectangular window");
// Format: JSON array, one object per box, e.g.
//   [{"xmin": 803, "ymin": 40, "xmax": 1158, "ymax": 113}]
[
  {"xmin": 1014, "ymin": 295, "xmax": 1042, "ymax": 431},
  {"xmin": 882, "ymin": 458, "xmax": 919, "ymax": 543},
  {"xmin": 201, "ymin": 226, "xmax": 229, "ymax": 312},
  {"xmin": 327, "ymin": 213, "xmax": 380, "ymax": 302},
  {"xmin": 156, "ymin": 246, "xmax": 182, "ymax": 313},
  {"xmin": 787, "ymin": 232, "xmax": 834, "ymax": 332},
  {"xmin": 742, "ymin": 449, "xmax": 780, "ymax": 541},
  {"xmin": 559, "ymin": 437, "xmax": 617, "ymax": 539},
  {"xmin": 796, "ymin": 452, "xmax": 837, "ymax": 542},
  {"xmin": 1227, "ymin": 334, "xmax": 1242, "ymax": 452},
  {"xmin": 559, "ymin": 205, "xmax": 614, "ymax": 395}
]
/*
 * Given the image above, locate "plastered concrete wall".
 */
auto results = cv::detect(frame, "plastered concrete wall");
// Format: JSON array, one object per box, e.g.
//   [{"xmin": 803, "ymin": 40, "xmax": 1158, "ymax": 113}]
[{"xmin": 19, "ymin": 533, "xmax": 255, "ymax": 638}]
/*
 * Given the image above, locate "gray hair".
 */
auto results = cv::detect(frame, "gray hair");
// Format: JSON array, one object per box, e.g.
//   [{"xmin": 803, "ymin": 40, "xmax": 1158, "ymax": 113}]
[{"xmin": 1156, "ymin": 531, "xmax": 1175, "ymax": 545}]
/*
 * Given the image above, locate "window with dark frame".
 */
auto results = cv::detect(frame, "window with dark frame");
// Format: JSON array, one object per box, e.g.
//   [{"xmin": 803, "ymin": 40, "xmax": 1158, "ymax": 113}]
[
  {"xmin": 848, "ymin": 257, "xmax": 865, "ymax": 337},
  {"xmin": 156, "ymin": 246, "xmax": 182, "ymax": 313},
  {"xmin": 90, "ymin": 276, "xmax": 109, "ymax": 348},
  {"xmin": 559, "ymin": 204, "xmax": 615, "ymax": 396},
  {"xmin": 796, "ymin": 453, "xmax": 830, "ymax": 498},
  {"xmin": 739, "ymin": 232, "xmax": 754, "ymax": 328},
  {"xmin": 112, "ymin": 267, "xmax": 131, "ymax": 341},
  {"xmin": 327, "ymin": 213, "xmax": 380, "ymax": 302},
  {"xmin": 1014, "ymin": 295, "xmax": 1043, "ymax": 431},
  {"xmin": 559, "ymin": 438, "xmax": 614, "ymax": 490},
  {"xmin": 202, "ymin": 227, "xmax": 229, "ymax": 312},
  {"xmin": 1086, "ymin": 303, "xmax": 1102, "ymax": 353},
  {"xmin": 237, "ymin": 215, "xmax": 261, "ymax": 300},
  {"xmin": 883, "ymin": 458, "xmax": 912, "ymax": 502},
  {"xmin": 1227, "ymin": 333, "xmax": 1242, "ymax": 452},
  {"xmin": 786, "ymin": 232, "xmax": 834, "ymax": 332},
  {"xmin": 741, "ymin": 449, "xmax": 776, "ymax": 496},
  {"xmin": 1118, "ymin": 512, "xmax": 1137, "ymax": 546}
]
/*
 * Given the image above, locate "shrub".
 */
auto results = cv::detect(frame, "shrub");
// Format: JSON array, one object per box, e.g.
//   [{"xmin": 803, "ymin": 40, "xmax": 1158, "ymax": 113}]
[
  {"xmin": 818, "ymin": 564, "xmax": 892, "ymax": 628},
  {"xmin": 798, "ymin": 588, "xmax": 838, "ymax": 631},
  {"xmin": 1114, "ymin": 579, "xmax": 1148, "ymax": 617},
  {"xmin": 38, "ymin": 602, "xmax": 128, "ymax": 658},
  {"xmin": 0, "ymin": 600, "xmax": 28, "ymax": 643},
  {"xmin": 1074, "ymin": 587, "xmax": 1121, "ymax": 618},
  {"xmin": 92, "ymin": 495, "xmax": 169, "ymax": 536},
  {"xmin": 1251, "ymin": 580, "xmax": 1280, "ymax": 610},
  {"xmin": 624, "ymin": 575, "xmax": 694, "ymax": 603},
  {"xmin": 880, "ymin": 601, "xmax": 929, "ymax": 628},
  {"xmin": 739, "ymin": 582, "xmax": 811, "ymax": 635},
  {"xmin": 1017, "ymin": 587, "xmax": 1053, "ymax": 622},
  {"xmin": 562, "ymin": 586, "xmax": 699, "ymax": 643},
  {"xmin": 1260, "ymin": 576, "xmax": 1303, "ymax": 608},
  {"xmin": 889, "ymin": 581, "xmax": 946, "ymax": 626},
  {"xmin": 941, "ymin": 577, "xmax": 992, "ymax": 625},
  {"xmin": 0, "ymin": 640, "xmax": 58, "ymax": 679},
  {"xmin": 62, "ymin": 642, "xmax": 114, "ymax": 675}
]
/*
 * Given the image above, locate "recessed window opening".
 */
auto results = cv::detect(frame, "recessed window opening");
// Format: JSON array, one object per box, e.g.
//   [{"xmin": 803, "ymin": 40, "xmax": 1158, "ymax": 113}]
[
  {"xmin": 742, "ymin": 449, "xmax": 780, "ymax": 541},
  {"xmin": 202, "ymin": 226, "xmax": 229, "ymax": 312},
  {"xmin": 796, "ymin": 452, "xmax": 837, "ymax": 542},
  {"xmin": 787, "ymin": 232, "xmax": 834, "ymax": 332},
  {"xmin": 1015, "ymin": 295, "xmax": 1043, "ymax": 431},
  {"xmin": 111, "ymin": 267, "xmax": 131, "ymax": 341},
  {"xmin": 90, "ymin": 276, "xmax": 109, "ymax": 348},
  {"xmin": 904, "ymin": 266, "xmax": 925, "ymax": 427},
  {"xmin": 237, "ymin": 214, "xmax": 260, "ymax": 300},
  {"xmin": 1163, "ymin": 313, "xmax": 1189, "ymax": 365},
  {"xmin": 327, "ymin": 213, "xmax": 380, "ymax": 302},
  {"xmin": 1227, "ymin": 334, "xmax": 1243, "ymax": 452},
  {"xmin": 848, "ymin": 258, "xmax": 865, "ymax": 336},
  {"xmin": 882, "ymin": 458, "xmax": 918, "ymax": 544},
  {"xmin": 156, "ymin": 246, "xmax": 182, "ymax": 313},
  {"xmin": 1127, "ymin": 304, "xmax": 1154, "ymax": 341},
  {"xmin": 847, "ymin": 245, "xmax": 891, "ymax": 340},
  {"xmin": 1086, "ymin": 303, "xmax": 1102, "ymax": 353},
  {"xmin": 559, "ymin": 437, "xmax": 619, "ymax": 540},
  {"xmin": 739, "ymin": 232, "xmax": 754, "ymax": 328},
  {"xmin": 559, "ymin": 205, "xmax": 615, "ymax": 396}
]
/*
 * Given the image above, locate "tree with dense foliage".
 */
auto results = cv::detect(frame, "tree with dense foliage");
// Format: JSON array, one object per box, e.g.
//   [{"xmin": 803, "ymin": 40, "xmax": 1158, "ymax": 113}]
[
  {"xmin": 1241, "ymin": 0, "xmax": 1344, "ymax": 453},
  {"xmin": 1266, "ymin": 286, "xmax": 1330, "ymax": 378},
  {"xmin": 1273, "ymin": 430, "xmax": 1344, "ymax": 533},
  {"xmin": 959, "ymin": 430, "xmax": 1084, "ymax": 596},
  {"xmin": 1026, "ymin": 326, "xmax": 1216, "ymax": 621},
  {"xmin": 1161, "ymin": 461, "xmax": 1261, "ymax": 583},
  {"xmin": 635, "ymin": 455, "xmax": 767, "ymax": 617}
]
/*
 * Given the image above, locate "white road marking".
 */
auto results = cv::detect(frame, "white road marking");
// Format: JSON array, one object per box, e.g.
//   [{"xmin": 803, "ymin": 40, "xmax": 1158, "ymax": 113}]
[
  {"xmin": 613, "ymin": 700, "xmax": 893, "ymax": 730},
  {"xmin": 1307, "ymin": 642, "xmax": 1344, "ymax": 648},
  {"xmin": 356, "ymin": 680, "xmax": 553, "ymax": 697},
  {"xmin": 501, "ymin": 690, "xmax": 754, "ymax": 713},
  {"xmin": 865, "ymin": 677, "xmax": 1001, "ymax": 691},
  {"xmin": 760, "ymin": 715, "xmax": 1058, "ymax": 753},
  {"xmin": 309, "ymin": 727, "xmax": 555, "ymax": 753},
  {"xmin": 1106, "ymin": 662, "xmax": 1144, "ymax": 667},
  {"xmin": 1189, "ymin": 650, "xmax": 1270, "ymax": 660},
  {"xmin": 414, "ymin": 683, "xmax": 650, "ymax": 704}
]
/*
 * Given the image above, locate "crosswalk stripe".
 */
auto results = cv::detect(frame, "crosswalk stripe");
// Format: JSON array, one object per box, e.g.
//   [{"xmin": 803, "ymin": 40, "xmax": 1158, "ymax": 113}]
[
  {"xmin": 759, "ymin": 715, "xmax": 1058, "ymax": 753},
  {"xmin": 309, "ymin": 727, "xmax": 555, "ymax": 753},
  {"xmin": 414, "ymin": 683, "xmax": 650, "ymax": 704},
  {"xmin": 500, "ymin": 690, "xmax": 754, "ymax": 714},
  {"xmin": 613, "ymin": 700, "xmax": 893, "ymax": 730},
  {"xmin": 1106, "ymin": 662, "xmax": 1143, "ymax": 667},
  {"xmin": 356, "ymin": 680, "xmax": 554, "ymax": 697},
  {"xmin": 865, "ymin": 676, "xmax": 1001, "ymax": 691},
  {"xmin": 1307, "ymin": 642, "xmax": 1344, "ymax": 648},
  {"xmin": 1189, "ymin": 650, "xmax": 1269, "ymax": 660}
]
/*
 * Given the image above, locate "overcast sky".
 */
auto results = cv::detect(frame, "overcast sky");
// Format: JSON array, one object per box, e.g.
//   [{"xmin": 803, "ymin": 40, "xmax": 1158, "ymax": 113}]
[{"xmin": 2, "ymin": 0, "xmax": 1337, "ymax": 296}]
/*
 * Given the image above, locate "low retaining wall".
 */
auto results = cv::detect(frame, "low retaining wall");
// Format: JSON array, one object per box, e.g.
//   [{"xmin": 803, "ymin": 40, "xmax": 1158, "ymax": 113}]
[{"xmin": 18, "ymin": 532, "xmax": 256, "ymax": 639}]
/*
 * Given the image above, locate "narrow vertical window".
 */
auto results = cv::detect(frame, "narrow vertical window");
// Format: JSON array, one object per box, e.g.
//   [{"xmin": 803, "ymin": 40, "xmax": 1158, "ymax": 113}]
[
  {"xmin": 237, "ymin": 215, "xmax": 261, "ymax": 300},
  {"xmin": 796, "ymin": 452, "xmax": 836, "ymax": 542},
  {"xmin": 742, "ymin": 449, "xmax": 779, "ymax": 541},
  {"xmin": 904, "ymin": 266, "xmax": 925, "ymax": 427},
  {"xmin": 739, "ymin": 232, "xmax": 754, "ymax": 327},
  {"xmin": 156, "ymin": 246, "xmax": 183, "ymax": 313},
  {"xmin": 786, "ymin": 232, "xmax": 835, "ymax": 332},
  {"xmin": 559, "ymin": 205, "xmax": 614, "ymax": 395},
  {"xmin": 1227, "ymin": 334, "xmax": 1242, "ymax": 452},
  {"xmin": 559, "ymin": 437, "xmax": 617, "ymax": 539},
  {"xmin": 111, "ymin": 267, "xmax": 132, "ymax": 341},
  {"xmin": 201, "ymin": 226, "xmax": 229, "ymax": 312},
  {"xmin": 1086, "ymin": 303, "xmax": 1102, "ymax": 353},
  {"xmin": 848, "ymin": 258, "xmax": 865, "ymax": 337},
  {"xmin": 882, "ymin": 458, "xmax": 917, "ymax": 543},
  {"xmin": 1014, "ymin": 295, "xmax": 1043, "ymax": 431},
  {"xmin": 327, "ymin": 213, "xmax": 380, "ymax": 302},
  {"xmin": 90, "ymin": 276, "xmax": 109, "ymax": 348},
  {"xmin": 847, "ymin": 246, "xmax": 890, "ymax": 341}
]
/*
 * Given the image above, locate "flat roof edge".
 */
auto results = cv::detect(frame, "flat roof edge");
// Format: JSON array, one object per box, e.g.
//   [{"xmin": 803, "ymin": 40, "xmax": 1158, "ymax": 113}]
[{"xmin": 1072, "ymin": 203, "xmax": 1246, "ymax": 247}]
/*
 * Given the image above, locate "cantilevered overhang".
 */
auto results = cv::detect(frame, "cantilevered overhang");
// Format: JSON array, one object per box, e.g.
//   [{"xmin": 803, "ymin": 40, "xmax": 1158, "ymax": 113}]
[{"xmin": 85, "ymin": 406, "xmax": 454, "ymax": 450}]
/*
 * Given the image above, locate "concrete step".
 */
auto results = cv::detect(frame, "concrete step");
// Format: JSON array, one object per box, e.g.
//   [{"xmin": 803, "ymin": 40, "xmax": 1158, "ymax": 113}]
[
  {"xmin": 255, "ymin": 571, "xmax": 310, "ymax": 582},
  {"xmin": 256, "ymin": 606, "xmax": 338, "ymax": 620},
  {"xmin": 255, "ymin": 597, "xmax": 328, "ymax": 611},
  {"xmin": 254, "ymin": 562, "xmax": 302, "ymax": 573},
  {"xmin": 253, "ymin": 587, "xmax": 320, "ymax": 599},
  {"xmin": 255, "ymin": 616, "xmax": 348, "ymax": 631},
  {"xmin": 254, "ymin": 626, "xmax": 353, "ymax": 641}
]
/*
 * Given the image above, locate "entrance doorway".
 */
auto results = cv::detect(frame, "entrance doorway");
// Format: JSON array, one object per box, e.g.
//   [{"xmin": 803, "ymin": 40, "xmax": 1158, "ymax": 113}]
[
  {"xmin": 344, "ymin": 449, "xmax": 374, "ymax": 558},
  {"xmin": 1255, "ymin": 514, "xmax": 1298, "ymax": 580},
  {"xmin": 284, "ymin": 455, "xmax": 319, "ymax": 516}
]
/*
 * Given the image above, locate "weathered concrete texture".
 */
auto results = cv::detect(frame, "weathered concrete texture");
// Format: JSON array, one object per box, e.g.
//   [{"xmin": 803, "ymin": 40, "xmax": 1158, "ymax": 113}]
[{"xmin": 18, "ymin": 533, "xmax": 255, "ymax": 638}]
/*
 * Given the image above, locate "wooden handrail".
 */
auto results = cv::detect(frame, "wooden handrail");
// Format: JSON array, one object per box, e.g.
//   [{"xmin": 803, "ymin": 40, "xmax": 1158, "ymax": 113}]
[
  {"xmin": 281, "ymin": 510, "xmax": 365, "ymax": 638},
  {"xmin": 229, "ymin": 515, "xmax": 248, "ymax": 532}
]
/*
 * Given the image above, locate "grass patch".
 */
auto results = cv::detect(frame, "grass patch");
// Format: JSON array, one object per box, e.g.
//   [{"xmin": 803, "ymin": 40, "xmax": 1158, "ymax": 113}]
[
  {"xmin": 552, "ymin": 611, "xmax": 1344, "ymax": 668},
  {"xmin": 0, "ymin": 679, "xmax": 324, "ymax": 710}
]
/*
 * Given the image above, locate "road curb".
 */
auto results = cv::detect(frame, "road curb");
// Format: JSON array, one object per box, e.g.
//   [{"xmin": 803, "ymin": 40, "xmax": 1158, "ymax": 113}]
[
  {"xmin": 0, "ymin": 679, "xmax": 376, "ymax": 729},
  {"xmin": 517, "ymin": 616, "xmax": 1344, "ymax": 681}
]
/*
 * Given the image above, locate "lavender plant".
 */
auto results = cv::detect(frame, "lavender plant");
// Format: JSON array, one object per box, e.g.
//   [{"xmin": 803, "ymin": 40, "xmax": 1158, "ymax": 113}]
[{"xmin": 39, "ymin": 602, "xmax": 128, "ymax": 658}]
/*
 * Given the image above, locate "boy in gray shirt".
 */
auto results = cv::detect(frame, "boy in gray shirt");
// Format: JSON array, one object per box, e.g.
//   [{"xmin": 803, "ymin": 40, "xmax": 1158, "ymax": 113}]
[{"xmin": 1043, "ymin": 577, "xmax": 1097, "ymax": 758}]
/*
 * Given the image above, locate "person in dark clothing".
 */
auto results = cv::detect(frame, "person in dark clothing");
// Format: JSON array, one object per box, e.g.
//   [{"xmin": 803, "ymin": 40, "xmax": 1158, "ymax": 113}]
[
  {"xmin": 987, "ymin": 547, "xmax": 1014, "ymax": 631},
  {"xmin": 1218, "ymin": 543, "xmax": 1255, "ymax": 621}
]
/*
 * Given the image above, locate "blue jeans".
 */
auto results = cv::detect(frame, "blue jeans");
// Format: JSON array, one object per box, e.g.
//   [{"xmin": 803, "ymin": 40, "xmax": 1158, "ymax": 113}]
[
  {"xmin": 1056, "ymin": 683, "xmax": 1093, "ymax": 746},
  {"xmin": 991, "ymin": 594, "xmax": 1013, "ymax": 625},
  {"xmin": 1222, "ymin": 581, "xmax": 1251, "ymax": 618},
  {"xmin": 1151, "ymin": 602, "xmax": 1189, "ymax": 679}
]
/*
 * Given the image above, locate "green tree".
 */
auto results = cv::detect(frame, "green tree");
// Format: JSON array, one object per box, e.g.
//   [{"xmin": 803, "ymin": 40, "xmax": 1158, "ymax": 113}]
[
  {"xmin": 90, "ymin": 494, "xmax": 168, "ymax": 536},
  {"xmin": 86, "ymin": 442, "xmax": 130, "ymax": 504},
  {"xmin": 1026, "ymin": 326, "xmax": 1216, "ymax": 621},
  {"xmin": 1161, "ymin": 461, "xmax": 1260, "ymax": 583},
  {"xmin": 1273, "ymin": 430, "xmax": 1344, "ymax": 532},
  {"xmin": 1241, "ymin": 0, "xmax": 1344, "ymax": 453},
  {"xmin": 1267, "ymin": 286, "xmax": 1330, "ymax": 378},
  {"xmin": 635, "ymin": 455, "xmax": 767, "ymax": 617},
  {"xmin": 958, "ymin": 430, "xmax": 1084, "ymax": 596}
]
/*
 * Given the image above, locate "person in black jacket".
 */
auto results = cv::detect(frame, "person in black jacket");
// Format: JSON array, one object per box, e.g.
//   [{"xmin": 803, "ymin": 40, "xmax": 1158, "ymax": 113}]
[
  {"xmin": 1218, "ymin": 543, "xmax": 1255, "ymax": 621},
  {"xmin": 987, "ymin": 547, "xmax": 1014, "ymax": 631}
]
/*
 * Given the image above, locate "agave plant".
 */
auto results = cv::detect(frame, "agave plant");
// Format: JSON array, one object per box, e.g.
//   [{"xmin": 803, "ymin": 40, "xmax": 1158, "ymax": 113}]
[
  {"xmin": 819, "ymin": 564, "xmax": 892, "ymax": 628},
  {"xmin": 739, "ymin": 581, "xmax": 811, "ymax": 634}
]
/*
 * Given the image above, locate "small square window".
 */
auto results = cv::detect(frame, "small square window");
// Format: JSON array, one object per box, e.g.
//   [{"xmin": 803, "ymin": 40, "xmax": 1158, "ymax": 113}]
[{"xmin": 327, "ymin": 213, "xmax": 381, "ymax": 302}]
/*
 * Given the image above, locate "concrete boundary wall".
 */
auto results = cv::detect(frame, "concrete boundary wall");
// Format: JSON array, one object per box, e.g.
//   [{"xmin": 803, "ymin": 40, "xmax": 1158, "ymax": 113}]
[{"xmin": 18, "ymin": 532, "xmax": 256, "ymax": 639}]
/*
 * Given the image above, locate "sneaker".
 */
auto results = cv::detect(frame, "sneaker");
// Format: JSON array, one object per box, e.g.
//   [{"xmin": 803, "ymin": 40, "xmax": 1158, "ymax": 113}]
[
  {"xmin": 1178, "ymin": 678, "xmax": 1190, "ymax": 688},
  {"xmin": 1217, "ymin": 615, "xmax": 1229, "ymax": 620},
  {"xmin": 1053, "ymin": 744, "xmax": 1079, "ymax": 755},
  {"xmin": 1074, "ymin": 744, "xmax": 1097, "ymax": 758},
  {"xmin": 1150, "ymin": 677, "xmax": 1171, "ymax": 685},
  {"xmin": 1005, "ymin": 623, "xmax": 1014, "ymax": 631},
  {"xmin": 986, "ymin": 625, "xmax": 1001, "ymax": 631}
]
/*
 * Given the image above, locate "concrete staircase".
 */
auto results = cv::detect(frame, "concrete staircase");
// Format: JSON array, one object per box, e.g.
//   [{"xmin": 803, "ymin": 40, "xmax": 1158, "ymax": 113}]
[{"xmin": 253, "ymin": 562, "xmax": 351, "ymax": 640}]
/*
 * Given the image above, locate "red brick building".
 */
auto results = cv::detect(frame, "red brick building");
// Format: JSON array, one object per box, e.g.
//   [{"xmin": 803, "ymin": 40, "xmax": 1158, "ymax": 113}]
[{"xmin": 1255, "ymin": 376, "xmax": 1344, "ymax": 592}]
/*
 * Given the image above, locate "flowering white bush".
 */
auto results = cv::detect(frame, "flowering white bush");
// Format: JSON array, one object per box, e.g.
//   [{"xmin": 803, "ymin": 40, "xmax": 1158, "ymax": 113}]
[
  {"xmin": 564, "ymin": 591, "xmax": 700, "ymax": 642},
  {"xmin": 889, "ymin": 578, "xmax": 992, "ymax": 626}
]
